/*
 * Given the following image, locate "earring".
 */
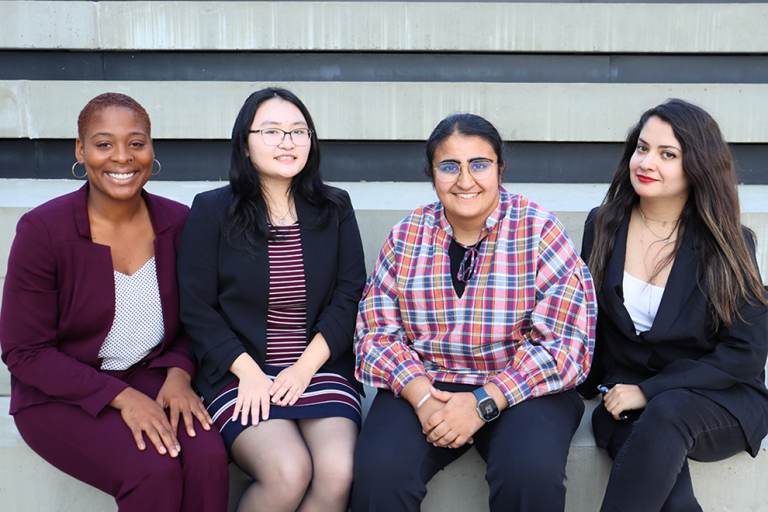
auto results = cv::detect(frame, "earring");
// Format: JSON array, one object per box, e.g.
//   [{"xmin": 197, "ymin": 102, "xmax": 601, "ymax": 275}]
[
  {"xmin": 71, "ymin": 162, "xmax": 87, "ymax": 179},
  {"xmin": 152, "ymin": 159, "xmax": 162, "ymax": 176}
]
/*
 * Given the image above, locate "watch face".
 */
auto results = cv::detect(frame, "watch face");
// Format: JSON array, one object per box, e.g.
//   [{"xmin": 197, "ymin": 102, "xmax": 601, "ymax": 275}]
[{"xmin": 478, "ymin": 397, "xmax": 500, "ymax": 421}]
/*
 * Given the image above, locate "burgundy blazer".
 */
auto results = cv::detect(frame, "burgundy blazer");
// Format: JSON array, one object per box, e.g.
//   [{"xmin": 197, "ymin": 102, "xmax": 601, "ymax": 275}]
[{"xmin": 0, "ymin": 183, "xmax": 195, "ymax": 417}]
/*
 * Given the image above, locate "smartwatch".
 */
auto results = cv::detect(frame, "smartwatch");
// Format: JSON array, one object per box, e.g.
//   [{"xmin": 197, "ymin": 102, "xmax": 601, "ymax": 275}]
[{"xmin": 472, "ymin": 387, "xmax": 500, "ymax": 422}]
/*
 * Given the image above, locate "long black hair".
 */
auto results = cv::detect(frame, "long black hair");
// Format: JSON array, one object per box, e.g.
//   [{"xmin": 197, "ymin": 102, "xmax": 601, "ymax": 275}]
[
  {"xmin": 423, "ymin": 113, "xmax": 506, "ymax": 180},
  {"xmin": 588, "ymin": 98, "xmax": 767, "ymax": 327},
  {"xmin": 226, "ymin": 87, "xmax": 346, "ymax": 252}
]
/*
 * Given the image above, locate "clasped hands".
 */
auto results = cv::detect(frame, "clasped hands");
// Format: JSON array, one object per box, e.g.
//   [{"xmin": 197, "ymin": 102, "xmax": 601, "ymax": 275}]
[
  {"xmin": 416, "ymin": 387, "xmax": 487, "ymax": 449},
  {"xmin": 109, "ymin": 367, "xmax": 213, "ymax": 457}
]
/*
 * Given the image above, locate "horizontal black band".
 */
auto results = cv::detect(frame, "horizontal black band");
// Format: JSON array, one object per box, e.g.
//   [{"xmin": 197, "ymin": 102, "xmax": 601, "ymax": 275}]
[
  {"xmin": 2, "ymin": 51, "xmax": 768, "ymax": 84},
  {"xmin": 3, "ymin": 139, "xmax": 767, "ymax": 184}
]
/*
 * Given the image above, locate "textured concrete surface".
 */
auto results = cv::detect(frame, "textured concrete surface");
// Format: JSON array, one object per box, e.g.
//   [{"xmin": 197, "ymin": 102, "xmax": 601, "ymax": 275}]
[
  {"xmin": 3, "ymin": 1, "xmax": 768, "ymax": 53},
  {"xmin": 2, "ymin": 396, "xmax": 767, "ymax": 512},
  {"xmin": 3, "ymin": 81, "xmax": 768, "ymax": 142},
  {"xmin": 0, "ymin": 1, "xmax": 96, "ymax": 50}
]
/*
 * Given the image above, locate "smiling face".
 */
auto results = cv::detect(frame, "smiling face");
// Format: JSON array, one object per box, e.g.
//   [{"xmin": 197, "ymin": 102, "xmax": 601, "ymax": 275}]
[
  {"xmin": 432, "ymin": 134, "xmax": 503, "ymax": 242},
  {"xmin": 246, "ymin": 98, "xmax": 311, "ymax": 189},
  {"xmin": 629, "ymin": 115, "xmax": 690, "ymax": 203},
  {"xmin": 76, "ymin": 106, "xmax": 154, "ymax": 205}
]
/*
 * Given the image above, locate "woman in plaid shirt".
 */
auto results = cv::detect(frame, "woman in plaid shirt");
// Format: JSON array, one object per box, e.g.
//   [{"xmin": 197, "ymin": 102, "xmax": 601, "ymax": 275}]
[{"xmin": 352, "ymin": 114, "xmax": 597, "ymax": 512}]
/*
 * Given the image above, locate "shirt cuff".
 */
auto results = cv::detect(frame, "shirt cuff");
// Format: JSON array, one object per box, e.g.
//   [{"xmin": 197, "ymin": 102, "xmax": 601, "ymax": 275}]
[
  {"xmin": 491, "ymin": 371, "xmax": 532, "ymax": 407},
  {"xmin": 389, "ymin": 360, "xmax": 430, "ymax": 397}
]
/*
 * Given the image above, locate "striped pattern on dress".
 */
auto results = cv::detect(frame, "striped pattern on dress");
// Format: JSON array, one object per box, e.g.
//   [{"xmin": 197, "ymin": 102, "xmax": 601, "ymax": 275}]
[
  {"xmin": 204, "ymin": 223, "xmax": 362, "ymax": 452},
  {"xmin": 265, "ymin": 223, "xmax": 307, "ymax": 366},
  {"xmin": 207, "ymin": 368, "xmax": 362, "ymax": 452}
]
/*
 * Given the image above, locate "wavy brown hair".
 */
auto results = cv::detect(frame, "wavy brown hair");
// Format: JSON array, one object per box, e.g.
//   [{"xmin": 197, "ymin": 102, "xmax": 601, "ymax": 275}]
[{"xmin": 587, "ymin": 98, "xmax": 767, "ymax": 327}]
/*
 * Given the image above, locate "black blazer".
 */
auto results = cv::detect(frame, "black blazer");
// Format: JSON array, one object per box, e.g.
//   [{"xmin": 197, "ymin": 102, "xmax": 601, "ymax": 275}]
[
  {"xmin": 177, "ymin": 185, "xmax": 367, "ymax": 402},
  {"xmin": 578, "ymin": 207, "xmax": 768, "ymax": 456}
]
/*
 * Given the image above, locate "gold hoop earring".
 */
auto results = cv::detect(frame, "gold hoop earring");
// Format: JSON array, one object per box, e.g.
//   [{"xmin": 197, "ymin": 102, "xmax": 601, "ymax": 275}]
[
  {"xmin": 71, "ymin": 162, "xmax": 87, "ymax": 179},
  {"xmin": 152, "ymin": 159, "xmax": 162, "ymax": 176}
]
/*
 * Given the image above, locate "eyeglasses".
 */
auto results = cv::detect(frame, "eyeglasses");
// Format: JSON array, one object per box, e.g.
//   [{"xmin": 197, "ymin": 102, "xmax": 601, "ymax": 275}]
[
  {"xmin": 434, "ymin": 159, "xmax": 496, "ymax": 183},
  {"xmin": 249, "ymin": 128, "xmax": 312, "ymax": 147}
]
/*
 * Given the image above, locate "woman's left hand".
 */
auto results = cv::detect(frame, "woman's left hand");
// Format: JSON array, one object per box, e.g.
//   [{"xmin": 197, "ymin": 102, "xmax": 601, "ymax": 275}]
[
  {"xmin": 603, "ymin": 384, "xmax": 648, "ymax": 421},
  {"xmin": 269, "ymin": 363, "xmax": 314, "ymax": 406},
  {"xmin": 156, "ymin": 367, "xmax": 213, "ymax": 437}
]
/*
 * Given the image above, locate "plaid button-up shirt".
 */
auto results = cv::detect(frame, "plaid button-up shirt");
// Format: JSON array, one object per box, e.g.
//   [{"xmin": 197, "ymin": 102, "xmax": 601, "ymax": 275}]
[{"xmin": 354, "ymin": 188, "xmax": 597, "ymax": 406}]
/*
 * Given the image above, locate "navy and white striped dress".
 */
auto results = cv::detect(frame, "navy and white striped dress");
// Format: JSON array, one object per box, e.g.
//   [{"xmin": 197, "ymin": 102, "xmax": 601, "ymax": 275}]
[{"xmin": 206, "ymin": 223, "xmax": 362, "ymax": 451}]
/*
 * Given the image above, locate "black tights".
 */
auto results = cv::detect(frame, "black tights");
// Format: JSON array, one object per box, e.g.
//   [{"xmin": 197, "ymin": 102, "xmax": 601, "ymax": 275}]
[{"xmin": 230, "ymin": 417, "xmax": 358, "ymax": 512}]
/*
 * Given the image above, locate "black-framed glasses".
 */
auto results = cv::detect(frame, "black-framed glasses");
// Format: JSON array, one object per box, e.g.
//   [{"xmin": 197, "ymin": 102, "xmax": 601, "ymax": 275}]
[
  {"xmin": 434, "ymin": 159, "xmax": 496, "ymax": 183},
  {"xmin": 249, "ymin": 128, "xmax": 312, "ymax": 147}
]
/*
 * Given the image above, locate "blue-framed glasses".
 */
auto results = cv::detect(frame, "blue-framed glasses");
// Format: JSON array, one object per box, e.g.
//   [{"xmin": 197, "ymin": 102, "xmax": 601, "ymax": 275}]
[{"xmin": 434, "ymin": 159, "xmax": 496, "ymax": 183}]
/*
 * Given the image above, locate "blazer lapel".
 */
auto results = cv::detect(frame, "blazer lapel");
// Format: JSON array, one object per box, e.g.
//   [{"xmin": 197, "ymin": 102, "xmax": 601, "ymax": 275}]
[
  {"xmin": 645, "ymin": 227, "xmax": 701, "ymax": 341},
  {"xmin": 601, "ymin": 212, "xmax": 641, "ymax": 339}
]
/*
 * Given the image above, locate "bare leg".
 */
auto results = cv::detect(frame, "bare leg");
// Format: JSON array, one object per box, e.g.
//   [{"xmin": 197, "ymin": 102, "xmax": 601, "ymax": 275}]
[
  {"xmin": 230, "ymin": 419, "xmax": 312, "ymax": 512},
  {"xmin": 297, "ymin": 417, "xmax": 359, "ymax": 512}
]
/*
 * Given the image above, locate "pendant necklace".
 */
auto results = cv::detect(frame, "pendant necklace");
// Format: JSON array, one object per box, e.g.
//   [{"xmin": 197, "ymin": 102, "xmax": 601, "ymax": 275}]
[
  {"xmin": 271, "ymin": 200, "xmax": 295, "ymax": 226},
  {"xmin": 639, "ymin": 218, "xmax": 652, "ymax": 317},
  {"xmin": 638, "ymin": 206, "xmax": 678, "ymax": 243}
]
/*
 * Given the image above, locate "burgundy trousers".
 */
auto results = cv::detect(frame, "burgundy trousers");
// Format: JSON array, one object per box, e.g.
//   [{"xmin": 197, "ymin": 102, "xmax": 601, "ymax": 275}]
[{"xmin": 14, "ymin": 365, "xmax": 230, "ymax": 512}]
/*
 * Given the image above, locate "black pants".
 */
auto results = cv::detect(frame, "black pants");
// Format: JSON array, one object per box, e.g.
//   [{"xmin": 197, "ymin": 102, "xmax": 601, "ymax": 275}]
[
  {"xmin": 351, "ymin": 383, "xmax": 584, "ymax": 512},
  {"xmin": 593, "ymin": 389, "xmax": 749, "ymax": 512}
]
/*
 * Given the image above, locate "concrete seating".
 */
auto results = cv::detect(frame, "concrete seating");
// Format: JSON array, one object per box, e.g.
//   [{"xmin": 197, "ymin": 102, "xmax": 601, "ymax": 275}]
[
  {"xmin": 2, "ymin": 394, "xmax": 767, "ymax": 512},
  {"xmin": 2, "ymin": 180, "xmax": 768, "ymax": 511}
]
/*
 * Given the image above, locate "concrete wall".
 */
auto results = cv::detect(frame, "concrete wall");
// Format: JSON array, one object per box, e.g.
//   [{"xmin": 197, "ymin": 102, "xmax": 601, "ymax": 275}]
[{"xmin": 1, "ymin": 0, "xmax": 768, "ymax": 510}]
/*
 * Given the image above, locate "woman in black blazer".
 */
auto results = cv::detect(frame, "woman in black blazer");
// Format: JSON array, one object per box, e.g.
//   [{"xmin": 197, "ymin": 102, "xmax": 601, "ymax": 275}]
[
  {"xmin": 578, "ymin": 98, "xmax": 768, "ymax": 512},
  {"xmin": 177, "ymin": 88, "xmax": 366, "ymax": 512}
]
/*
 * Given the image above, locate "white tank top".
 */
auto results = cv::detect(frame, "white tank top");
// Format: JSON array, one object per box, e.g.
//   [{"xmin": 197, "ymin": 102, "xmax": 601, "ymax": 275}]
[{"xmin": 622, "ymin": 271, "xmax": 664, "ymax": 335}]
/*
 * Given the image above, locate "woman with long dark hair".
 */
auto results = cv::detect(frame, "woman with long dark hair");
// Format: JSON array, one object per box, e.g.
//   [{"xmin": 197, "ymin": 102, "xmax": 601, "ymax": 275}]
[
  {"xmin": 578, "ymin": 98, "xmax": 768, "ymax": 511},
  {"xmin": 177, "ymin": 87, "xmax": 366, "ymax": 512}
]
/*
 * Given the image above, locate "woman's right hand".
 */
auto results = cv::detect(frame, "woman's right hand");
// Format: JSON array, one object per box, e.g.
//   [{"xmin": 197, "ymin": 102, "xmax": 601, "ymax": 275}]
[
  {"xmin": 231, "ymin": 369, "xmax": 274, "ymax": 426},
  {"xmin": 229, "ymin": 353, "xmax": 273, "ymax": 426},
  {"xmin": 109, "ymin": 387, "xmax": 181, "ymax": 457}
]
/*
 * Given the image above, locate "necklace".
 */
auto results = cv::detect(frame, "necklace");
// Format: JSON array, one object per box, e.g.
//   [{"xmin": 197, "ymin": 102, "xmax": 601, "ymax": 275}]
[
  {"xmin": 638, "ymin": 206, "xmax": 678, "ymax": 243},
  {"xmin": 271, "ymin": 200, "xmax": 295, "ymax": 226},
  {"xmin": 639, "ymin": 222, "xmax": 654, "ymax": 317}
]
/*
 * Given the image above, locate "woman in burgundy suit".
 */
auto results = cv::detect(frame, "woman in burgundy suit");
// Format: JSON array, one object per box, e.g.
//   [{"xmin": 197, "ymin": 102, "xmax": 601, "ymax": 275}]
[{"xmin": 0, "ymin": 93, "xmax": 229, "ymax": 512}]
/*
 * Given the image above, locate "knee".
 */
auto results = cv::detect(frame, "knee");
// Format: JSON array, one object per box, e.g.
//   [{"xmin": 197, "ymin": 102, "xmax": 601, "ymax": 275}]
[
  {"xmin": 265, "ymin": 453, "xmax": 313, "ymax": 498},
  {"xmin": 637, "ymin": 391, "xmax": 696, "ymax": 440},
  {"xmin": 180, "ymin": 432, "xmax": 230, "ymax": 481},
  {"xmin": 313, "ymin": 455, "xmax": 354, "ymax": 499},
  {"xmin": 121, "ymin": 451, "xmax": 184, "ymax": 494}
]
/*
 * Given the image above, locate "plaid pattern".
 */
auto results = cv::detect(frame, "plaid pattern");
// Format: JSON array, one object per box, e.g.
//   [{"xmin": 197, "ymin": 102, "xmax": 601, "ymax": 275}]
[{"xmin": 354, "ymin": 188, "xmax": 597, "ymax": 407}]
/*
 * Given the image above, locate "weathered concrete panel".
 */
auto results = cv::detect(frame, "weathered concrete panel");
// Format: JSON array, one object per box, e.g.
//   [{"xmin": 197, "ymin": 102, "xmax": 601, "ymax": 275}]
[
  {"xmin": 94, "ymin": 2, "xmax": 768, "ymax": 53},
  {"xmin": 2, "ymin": 2, "xmax": 766, "ymax": 53},
  {"xmin": 0, "ymin": 1, "xmax": 97, "ymax": 50},
  {"xmin": 0, "ymin": 207, "xmax": 29, "ymax": 280},
  {"xmin": 0, "ymin": 81, "xmax": 22, "ymax": 138},
  {"xmin": 5, "ymin": 81, "xmax": 768, "ymax": 143}
]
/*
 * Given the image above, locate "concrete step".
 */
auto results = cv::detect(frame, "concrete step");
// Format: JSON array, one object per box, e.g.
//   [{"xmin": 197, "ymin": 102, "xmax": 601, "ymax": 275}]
[{"xmin": 2, "ymin": 396, "xmax": 767, "ymax": 512}]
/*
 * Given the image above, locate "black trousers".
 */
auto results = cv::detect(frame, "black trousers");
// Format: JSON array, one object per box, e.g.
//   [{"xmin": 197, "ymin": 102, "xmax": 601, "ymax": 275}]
[
  {"xmin": 351, "ymin": 383, "xmax": 584, "ymax": 512},
  {"xmin": 593, "ymin": 388, "xmax": 749, "ymax": 512}
]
